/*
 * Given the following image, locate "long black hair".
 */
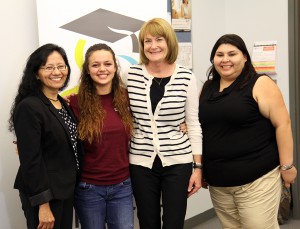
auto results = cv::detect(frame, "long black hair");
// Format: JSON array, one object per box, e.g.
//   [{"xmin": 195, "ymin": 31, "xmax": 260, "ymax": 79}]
[{"xmin": 8, "ymin": 43, "xmax": 71, "ymax": 132}]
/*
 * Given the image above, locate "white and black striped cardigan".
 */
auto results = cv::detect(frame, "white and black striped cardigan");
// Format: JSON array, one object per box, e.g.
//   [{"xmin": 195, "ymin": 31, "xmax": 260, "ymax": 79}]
[{"xmin": 123, "ymin": 64, "xmax": 202, "ymax": 168}]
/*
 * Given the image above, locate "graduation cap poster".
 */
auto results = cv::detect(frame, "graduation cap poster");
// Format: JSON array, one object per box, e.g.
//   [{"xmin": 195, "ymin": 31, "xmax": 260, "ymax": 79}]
[{"xmin": 36, "ymin": 0, "xmax": 168, "ymax": 95}]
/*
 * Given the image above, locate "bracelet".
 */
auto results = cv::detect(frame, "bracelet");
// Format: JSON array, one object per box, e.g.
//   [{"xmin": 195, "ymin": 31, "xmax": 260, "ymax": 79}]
[
  {"xmin": 280, "ymin": 164, "xmax": 294, "ymax": 171},
  {"xmin": 193, "ymin": 162, "xmax": 203, "ymax": 169}
]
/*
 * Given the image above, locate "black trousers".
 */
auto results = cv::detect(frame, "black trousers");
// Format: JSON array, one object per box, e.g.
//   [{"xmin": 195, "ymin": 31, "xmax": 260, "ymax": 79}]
[
  {"xmin": 130, "ymin": 156, "xmax": 192, "ymax": 229},
  {"xmin": 19, "ymin": 191, "xmax": 74, "ymax": 229}
]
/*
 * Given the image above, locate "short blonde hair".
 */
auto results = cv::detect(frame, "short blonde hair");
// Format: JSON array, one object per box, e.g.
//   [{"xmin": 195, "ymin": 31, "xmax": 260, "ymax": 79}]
[{"xmin": 138, "ymin": 18, "xmax": 178, "ymax": 64}]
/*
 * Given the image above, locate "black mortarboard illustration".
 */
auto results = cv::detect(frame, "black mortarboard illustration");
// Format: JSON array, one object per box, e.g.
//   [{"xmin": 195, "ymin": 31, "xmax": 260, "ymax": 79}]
[{"xmin": 60, "ymin": 9, "xmax": 144, "ymax": 53}]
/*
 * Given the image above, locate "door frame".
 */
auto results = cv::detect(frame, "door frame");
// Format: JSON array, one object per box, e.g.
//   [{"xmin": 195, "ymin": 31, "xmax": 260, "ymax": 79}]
[{"xmin": 288, "ymin": 0, "xmax": 300, "ymax": 219}]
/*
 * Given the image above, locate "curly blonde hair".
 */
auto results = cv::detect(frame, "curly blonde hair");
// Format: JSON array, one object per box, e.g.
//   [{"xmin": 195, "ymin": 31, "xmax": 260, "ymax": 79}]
[{"xmin": 77, "ymin": 43, "xmax": 133, "ymax": 143}]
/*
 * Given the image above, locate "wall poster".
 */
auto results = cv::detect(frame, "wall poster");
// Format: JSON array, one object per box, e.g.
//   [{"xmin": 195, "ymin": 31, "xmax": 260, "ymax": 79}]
[
  {"xmin": 171, "ymin": 0, "xmax": 192, "ymax": 31},
  {"xmin": 36, "ymin": 0, "xmax": 168, "ymax": 96},
  {"xmin": 252, "ymin": 40, "xmax": 277, "ymax": 76}
]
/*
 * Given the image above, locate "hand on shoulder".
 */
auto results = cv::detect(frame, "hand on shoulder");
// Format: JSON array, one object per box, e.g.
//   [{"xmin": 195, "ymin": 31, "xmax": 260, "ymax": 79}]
[{"xmin": 62, "ymin": 93, "xmax": 76, "ymax": 106}]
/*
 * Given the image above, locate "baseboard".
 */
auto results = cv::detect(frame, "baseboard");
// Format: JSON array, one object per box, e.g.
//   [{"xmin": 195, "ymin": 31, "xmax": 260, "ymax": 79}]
[{"xmin": 184, "ymin": 208, "xmax": 216, "ymax": 229}]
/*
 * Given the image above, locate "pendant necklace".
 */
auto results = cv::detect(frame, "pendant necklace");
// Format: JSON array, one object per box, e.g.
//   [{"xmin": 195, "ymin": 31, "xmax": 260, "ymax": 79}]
[
  {"xmin": 153, "ymin": 77, "xmax": 163, "ymax": 86},
  {"xmin": 47, "ymin": 97, "xmax": 59, "ymax": 102}
]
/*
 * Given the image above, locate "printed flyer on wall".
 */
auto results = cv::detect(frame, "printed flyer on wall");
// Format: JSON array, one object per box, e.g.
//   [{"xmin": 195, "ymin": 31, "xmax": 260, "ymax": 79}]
[
  {"xmin": 177, "ymin": 42, "xmax": 192, "ymax": 69},
  {"xmin": 171, "ymin": 0, "xmax": 192, "ymax": 31},
  {"xmin": 252, "ymin": 41, "xmax": 277, "ymax": 75}
]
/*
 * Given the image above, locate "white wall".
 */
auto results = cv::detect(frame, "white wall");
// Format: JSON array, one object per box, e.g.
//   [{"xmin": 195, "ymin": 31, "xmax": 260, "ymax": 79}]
[
  {"xmin": 192, "ymin": 0, "xmax": 289, "ymax": 108},
  {"xmin": 225, "ymin": 0, "xmax": 290, "ymax": 110},
  {"xmin": 0, "ymin": 0, "xmax": 38, "ymax": 228},
  {"xmin": 0, "ymin": 0, "xmax": 289, "ymax": 228}
]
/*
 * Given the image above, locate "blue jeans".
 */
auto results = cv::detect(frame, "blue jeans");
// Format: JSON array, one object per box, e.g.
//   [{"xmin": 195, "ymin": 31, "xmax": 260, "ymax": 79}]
[{"xmin": 74, "ymin": 177, "xmax": 134, "ymax": 229}]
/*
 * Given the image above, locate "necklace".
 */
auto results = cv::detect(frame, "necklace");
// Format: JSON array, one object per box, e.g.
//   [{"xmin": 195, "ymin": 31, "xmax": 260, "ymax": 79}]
[
  {"xmin": 47, "ymin": 97, "xmax": 59, "ymax": 102},
  {"xmin": 153, "ymin": 77, "xmax": 163, "ymax": 86}
]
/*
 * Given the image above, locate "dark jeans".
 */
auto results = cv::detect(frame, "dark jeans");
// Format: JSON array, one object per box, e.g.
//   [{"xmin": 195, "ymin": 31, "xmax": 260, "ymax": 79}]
[
  {"xmin": 19, "ymin": 191, "xmax": 74, "ymax": 229},
  {"xmin": 130, "ymin": 156, "xmax": 192, "ymax": 229},
  {"xmin": 74, "ymin": 177, "xmax": 134, "ymax": 229}
]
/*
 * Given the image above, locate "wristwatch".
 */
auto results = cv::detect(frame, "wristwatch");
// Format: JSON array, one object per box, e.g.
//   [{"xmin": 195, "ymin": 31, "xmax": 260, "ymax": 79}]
[
  {"xmin": 193, "ymin": 162, "xmax": 202, "ymax": 169},
  {"xmin": 280, "ymin": 164, "xmax": 294, "ymax": 171}
]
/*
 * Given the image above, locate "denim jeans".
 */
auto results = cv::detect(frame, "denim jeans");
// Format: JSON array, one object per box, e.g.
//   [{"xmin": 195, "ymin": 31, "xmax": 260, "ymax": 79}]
[{"xmin": 74, "ymin": 177, "xmax": 134, "ymax": 229}]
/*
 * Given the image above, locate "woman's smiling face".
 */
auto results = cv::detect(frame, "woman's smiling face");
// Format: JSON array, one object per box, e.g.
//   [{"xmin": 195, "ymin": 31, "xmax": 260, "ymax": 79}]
[
  {"xmin": 213, "ymin": 43, "xmax": 247, "ymax": 80},
  {"xmin": 88, "ymin": 49, "xmax": 116, "ymax": 94},
  {"xmin": 143, "ymin": 33, "xmax": 169, "ymax": 64},
  {"xmin": 38, "ymin": 51, "xmax": 68, "ymax": 93}
]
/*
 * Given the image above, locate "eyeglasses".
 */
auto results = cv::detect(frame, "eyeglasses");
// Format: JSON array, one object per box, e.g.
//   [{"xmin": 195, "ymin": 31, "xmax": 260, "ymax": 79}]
[{"xmin": 40, "ymin": 65, "xmax": 68, "ymax": 72}]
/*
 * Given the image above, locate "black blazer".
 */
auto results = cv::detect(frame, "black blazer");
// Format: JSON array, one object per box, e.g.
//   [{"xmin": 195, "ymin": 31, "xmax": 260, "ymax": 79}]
[{"xmin": 13, "ymin": 91, "xmax": 82, "ymax": 207}]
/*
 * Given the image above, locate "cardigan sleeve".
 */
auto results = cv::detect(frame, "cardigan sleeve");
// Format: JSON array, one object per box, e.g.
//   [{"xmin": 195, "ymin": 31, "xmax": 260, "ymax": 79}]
[{"xmin": 185, "ymin": 72, "xmax": 203, "ymax": 155}]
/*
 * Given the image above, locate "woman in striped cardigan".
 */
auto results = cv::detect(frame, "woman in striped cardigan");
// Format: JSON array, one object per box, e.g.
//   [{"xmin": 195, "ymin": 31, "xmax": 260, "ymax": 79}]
[{"xmin": 122, "ymin": 18, "xmax": 203, "ymax": 229}]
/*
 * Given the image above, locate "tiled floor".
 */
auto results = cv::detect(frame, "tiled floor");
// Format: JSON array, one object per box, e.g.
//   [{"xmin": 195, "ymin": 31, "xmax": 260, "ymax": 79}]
[{"xmin": 190, "ymin": 216, "xmax": 300, "ymax": 229}]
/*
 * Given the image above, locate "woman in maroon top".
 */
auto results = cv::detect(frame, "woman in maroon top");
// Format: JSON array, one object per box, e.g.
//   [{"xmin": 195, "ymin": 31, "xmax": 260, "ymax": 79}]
[{"xmin": 69, "ymin": 43, "xmax": 134, "ymax": 229}]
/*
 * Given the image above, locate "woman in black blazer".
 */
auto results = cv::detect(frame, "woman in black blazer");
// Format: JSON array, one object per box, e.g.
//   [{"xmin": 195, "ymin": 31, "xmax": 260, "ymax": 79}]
[{"xmin": 8, "ymin": 44, "xmax": 82, "ymax": 229}]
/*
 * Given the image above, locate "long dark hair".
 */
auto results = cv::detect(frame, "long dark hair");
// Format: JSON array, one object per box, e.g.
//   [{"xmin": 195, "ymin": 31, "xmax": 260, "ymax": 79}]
[
  {"xmin": 8, "ymin": 43, "xmax": 71, "ymax": 132},
  {"xmin": 206, "ymin": 34, "xmax": 257, "ymax": 89}
]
